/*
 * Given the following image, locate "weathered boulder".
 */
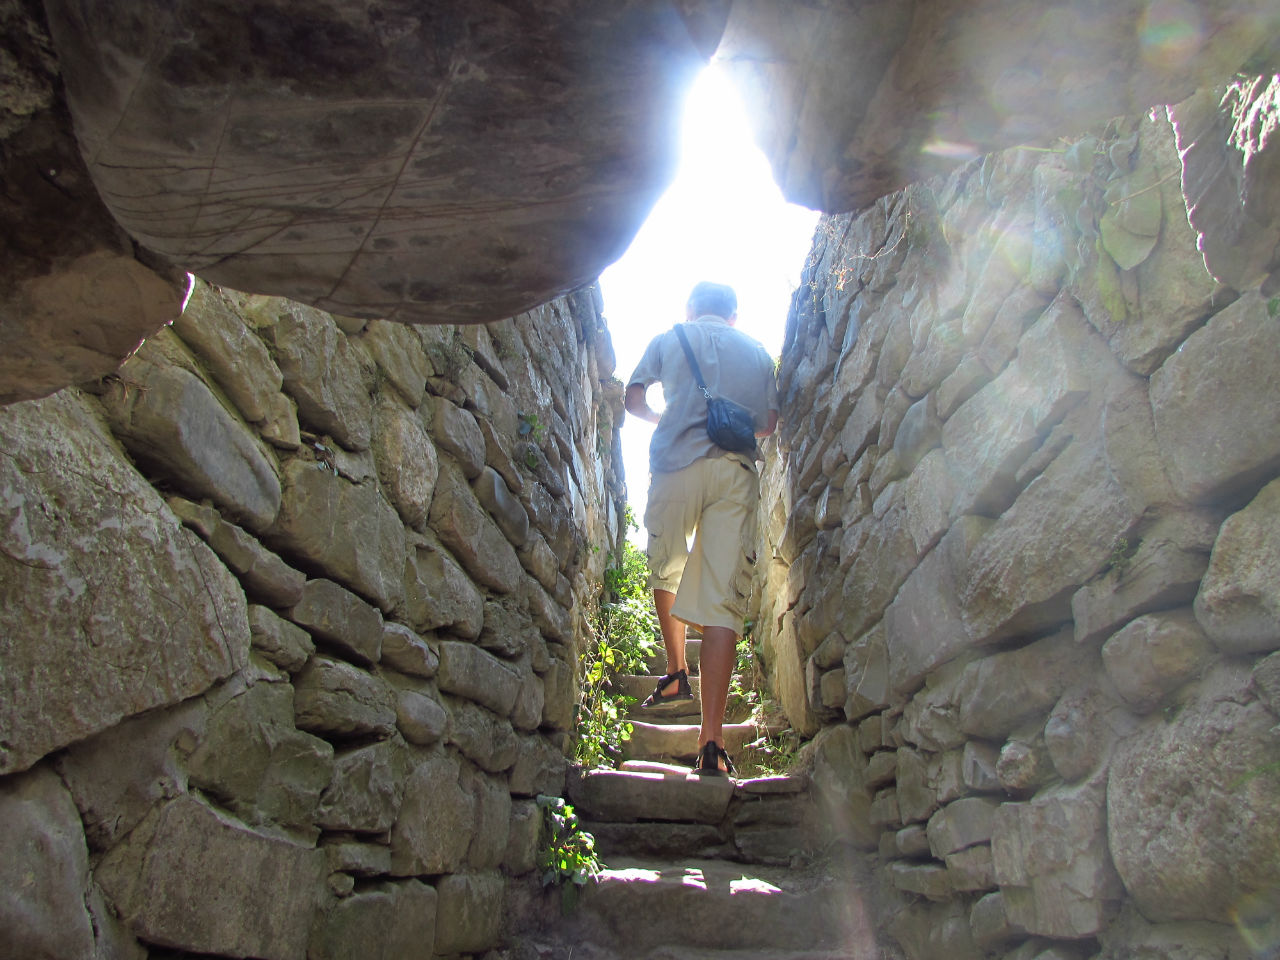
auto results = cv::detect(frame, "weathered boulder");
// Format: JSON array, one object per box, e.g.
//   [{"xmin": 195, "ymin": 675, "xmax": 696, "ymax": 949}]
[
  {"xmin": 992, "ymin": 778, "xmax": 1123, "ymax": 938},
  {"xmin": 1150, "ymin": 292, "xmax": 1280, "ymax": 506},
  {"xmin": 448, "ymin": 699, "xmax": 519, "ymax": 774},
  {"xmin": 0, "ymin": 765, "xmax": 97, "ymax": 960},
  {"xmin": 402, "ymin": 538, "xmax": 485, "ymax": 638},
  {"xmin": 288, "ymin": 577, "xmax": 384, "ymax": 666},
  {"xmin": 1108, "ymin": 664, "xmax": 1280, "ymax": 924},
  {"xmin": 390, "ymin": 751, "xmax": 473, "ymax": 876},
  {"xmin": 187, "ymin": 680, "xmax": 334, "ymax": 837},
  {"xmin": 373, "ymin": 398, "xmax": 438, "ymax": 533},
  {"xmin": 316, "ymin": 740, "xmax": 408, "ymax": 834},
  {"xmin": 0, "ymin": 391, "xmax": 248, "ymax": 775},
  {"xmin": 360, "ymin": 320, "xmax": 431, "ymax": 409},
  {"xmin": 437, "ymin": 640, "xmax": 522, "ymax": 716},
  {"xmin": 380, "ymin": 622, "xmax": 439, "ymax": 678},
  {"xmin": 395, "ymin": 689, "xmax": 448, "ymax": 746},
  {"xmin": 248, "ymin": 604, "xmax": 315, "ymax": 672},
  {"xmin": 309, "ymin": 880, "xmax": 437, "ymax": 960},
  {"xmin": 293, "ymin": 656, "xmax": 397, "ymax": 738},
  {"xmin": 809, "ymin": 724, "xmax": 878, "ymax": 851},
  {"xmin": 96, "ymin": 794, "xmax": 326, "ymax": 960},
  {"xmin": 1194, "ymin": 477, "xmax": 1280, "ymax": 655},
  {"xmin": 433, "ymin": 872, "xmax": 505, "ymax": 956},
  {"xmin": 428, "ymin": 460, "xmax": 523, "ymax": 594},
  {"xmin": 269, "ymin": 458, "xmax": 406, "ymax": 612},
  {"xmin": 97, "ymin": 339, "xmax": 283, "ymax": 533},
  {"xmin": 1101, "ymin": 610, "xmax": 1213, "ymax": 713}
]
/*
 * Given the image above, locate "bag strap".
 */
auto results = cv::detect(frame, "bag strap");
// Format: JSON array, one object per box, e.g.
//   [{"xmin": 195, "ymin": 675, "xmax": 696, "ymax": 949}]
[{"xmin": 673, "ymin": 325, "xmax": 714, "ymax": 401}]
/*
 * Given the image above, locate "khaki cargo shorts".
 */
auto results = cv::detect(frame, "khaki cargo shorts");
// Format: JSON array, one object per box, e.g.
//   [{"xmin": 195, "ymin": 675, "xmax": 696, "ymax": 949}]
[{"xmin": 644, "ymin": 454, "xmax": 758, "ymax": 632}]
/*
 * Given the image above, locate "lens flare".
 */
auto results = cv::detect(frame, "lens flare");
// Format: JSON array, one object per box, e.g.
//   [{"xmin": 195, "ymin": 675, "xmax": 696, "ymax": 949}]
[
  {"xmin": 921, "ymin": 139, "xmax": 982, "ymax": 161},
  {"xmin": 1138, "ymin": 0, "xmax": 1204, "ymax": 69}
]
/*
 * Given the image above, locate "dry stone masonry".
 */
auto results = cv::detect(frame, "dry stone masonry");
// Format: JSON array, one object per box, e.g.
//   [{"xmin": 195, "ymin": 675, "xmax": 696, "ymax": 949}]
[
  {"xmin": 0, "ymin": 279, "xmax": 626, "ymax": 960},
  {"xmin": 752, "ymin": 84, "xmax": 1280, "ymax": 960}
]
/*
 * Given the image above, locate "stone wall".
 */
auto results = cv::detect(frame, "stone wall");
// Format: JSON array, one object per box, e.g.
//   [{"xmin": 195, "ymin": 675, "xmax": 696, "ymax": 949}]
[
  {"xmin": 755, "ymin": 95, "xmax": 1280, "ymax": 958},
  {"xmin": 0, "ymin": 279, "xmax": 626, "ymax": 959}
]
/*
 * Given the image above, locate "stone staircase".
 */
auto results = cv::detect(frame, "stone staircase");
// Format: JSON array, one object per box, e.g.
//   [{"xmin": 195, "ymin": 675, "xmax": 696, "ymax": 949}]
[{"xmin": 520, "ymin": 633, "xmax": 886, "ymax": 960}]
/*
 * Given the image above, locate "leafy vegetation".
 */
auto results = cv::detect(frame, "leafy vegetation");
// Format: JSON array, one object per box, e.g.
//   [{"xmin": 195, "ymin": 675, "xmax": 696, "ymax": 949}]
[
  {"xmin": 536, "ymin": 794, "xmax": 601, "ymax": 912},
  {"xmin": 574, "ymin": 510, "xmax": 660, "ymax": 769}
]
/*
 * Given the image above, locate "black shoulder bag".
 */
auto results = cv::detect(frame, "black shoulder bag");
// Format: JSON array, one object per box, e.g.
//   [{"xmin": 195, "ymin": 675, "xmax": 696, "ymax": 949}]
[{"xmin": 673, "ymin": 324, "xmax": 758, "ymax": 455}]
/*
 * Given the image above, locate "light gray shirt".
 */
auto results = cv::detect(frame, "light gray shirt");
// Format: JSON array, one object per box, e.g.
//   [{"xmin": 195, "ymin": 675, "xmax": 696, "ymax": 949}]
[{"xmin": 628, "ymin": 315, "xmax": 779, "ymax": 473}]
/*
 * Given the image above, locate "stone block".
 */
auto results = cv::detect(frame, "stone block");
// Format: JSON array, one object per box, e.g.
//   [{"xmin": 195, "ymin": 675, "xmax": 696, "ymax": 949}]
[
  {"xmin": 839, "ymin": 486, "xmax": 922, "ymax": 642},
  {"xmin": 0, "ymin": 766, "xmax": 96, "ymax": 960},
  {"xmin": 427, "ymin": 396, "xmax": 485, "ymax": 479},
  {"xmin": 390, "ymin": 751, "xmax": 473, "ymax": 876},
  {"xmin": 1044, "ymin": 680, "xmax": 1140, "ymax": 782},
  {"xmin": 1150, "ymin": 292, "xmax": 1280, "ymax": 505},
  {"xmin": 261, "ymin": 301, "xmax": 375, "ymax": 451},
  {"xmin": 289, "ymin": 578, "xmax": 384, "ymax": 666},
  {"xmin": 466, "ymin": 770, "xmax": 513, "ymax": 870},
  {"xmin": 478, "ymin": 598, "xmax": 540, "ymax": 660},
  {"xmin": 996, "ymin": 734, "xmax": 1053, "ymax": 795},
  {"xmin": 895, "ymin": 823, "xmax": 931, "ymax": 858},
  {"xmin": 324, "ymin": 840, "xmax": 392, "ymax": 877},
  {"xmin": 316, "ymin": 740, "xmax": 408, "ymax": 833},
  {"xmin": 1071, "ymin": 511, "xmax": 1217, "ymax": 645},
  {"xmin": 395, "ymin": 689, "xmax": 448, "ymax": 746},
  {"xmin": 379, "ymin": 622, "xmax": 438, "ymax": 678},
  {"xmin": 954, "ymin": 627, "xmax": 1087, "ymax": 739},
  {"xmin": 0, "ymin": 391, "xmax": 249, "ymax": 776},
  {"xmin": 433, "ymin": 872, "xmax": 504, "ymax": 956},
  {"xmin": 372, "ymin": 399, "xmax": 438, "ymax": 533},
  {"xmin": 361, "ymin": 319, "xmax": 431, "ymax": 408},
  {"xmin": 429, "ymin": 460, "xmax": 523, "ymax": 594},
  {"xmin": 187, "ymin": 681, "xmax": 333, "ymax": 836},
  {"xmin": 524, "ymin": 574, "xmax": 572, "ymax": 642},
  {"xmin": 969, "ymin": 891, "xmax": 1025, "ymax": 953},
  {"xmin": 843, "ymin": 623, "xmax": 890, "ymax": 721},
  {"xmin": 897, "ymin": 660, "xmax": 967, "ymax": 752},
  {"xmin": 170, "ymin": 498, "xmax": 307, "ymax": 608},
  {"xmin": 902, "ymin": 448, "xmax": 956, "ymax": 556},
  {"xmin": 960, "ymin": 428, "xmax": 1143, "ymax": 647},
  {"xmin": 866, "ymin": 749, "xmax": 897, "ymax": 789},
  {"xmin": 962, "ymin": 741, "xmax": 1002, "ymax": 793},
  {"xmin": 810, "ymin": 725, "xmax": 877, "ymax": 851},
  {"xmin": 869, "ymin": 788, "xmax": 900, "ymax": 829},
  {"xmin": 309, "ymin": 880, "xmax": 436, "ymax": 960},
  {"xmin": 889, "ymin": 861, "xmax": 952, "ymax": 901},
  {"xmin": 505, "ymin": 799, "xmax": 541, "ymax": 876},
  {"xmin": 512, "ymin": 662, "xmax": 546, "ymax": 733},
  {"xmin": 475, "ymin": 466, "xmax": 530, "ymax": 548},
  {"xmin": 1101, "ymin": 610, "xmax": 1211, "ymax": 713},
  {"xmin": 941, "ymin": 296, "xmax": 1097, "ymax": 517},
  {"xmin": 947, "ymin": 843, "xmax": 997, "ymax": 892},
  {"xmin": 175, "ymin": 280, "xmax": 284, "ymax": 423},
  {"xmin": 448, "ymin": 699, "xmax": 519, "ymax": 773},
  {"xmin": 887, "ymin": 899, "xmax": 981, "ymax": 960},
  {"xmin": 293, "ymin": 656, "xmax": 397, "ymax": 738},
  {"xmin": 402, "ymin": 540, "xmax": 484, "ymax": 638},
  {"xmin": 895, "ymin": 747, "xmax": 939, "ymax": 825},
  {"xmin": 539, "ymin": 656, "xmax": 577, "ymax": 731},
  {"xmin": 885, "ymin": 516, "xmax": 992, "ymax": 696},
  {"xmin": 1195, "ymin": 478, "xmax": 1280, "ymax": 655},
  {"xmin": 270, "ymin": 458, "xmax": 406, "ymax": 612},
  {"xmin": 567, "ymin": 768, "xmax": 735, "ymax": 824},
  {"xmin": 248, "ymin": 604, "xmax": 315, "ymax": 672},
  {"xmin": 518, "ymin": 531, "xmax": 561, "ymax": 592},
  {"xmin": 992, "ymin": 779, "xmax": 1122, "ymax": 938},
  {"xmin": 893, "ymin": 394, "xmax": 942, "ymax": 475},
  {"xmin": 101, "ymin": 347, "xmax": 283, "ymax": 533},
  {"xmin": 96, "ymin": 795, "xmax": 326, "ymax": 960},
  {"xmin": 927, "ymin": 797, "xmax": 1000, "ymax": 858},
  {"xmin": 437, "ymin": 640, "xmax": 521, "ymax": 716},
  {"xmin": 1108, "ymin": 664, "xmax": 1280, "ymax": 924},
  {"xmin": 509, "ymin": 733, "xmax": 568, "ymax": 798},
  {"xmin": 819, "ymin": 665, "xmax": 847, "ymax": 711}
]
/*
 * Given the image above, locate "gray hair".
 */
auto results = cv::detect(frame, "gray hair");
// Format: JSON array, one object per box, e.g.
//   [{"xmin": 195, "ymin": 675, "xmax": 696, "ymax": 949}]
[{"xmin": 687, "ymin": 281, "xmax": 737, "ymax": 319}]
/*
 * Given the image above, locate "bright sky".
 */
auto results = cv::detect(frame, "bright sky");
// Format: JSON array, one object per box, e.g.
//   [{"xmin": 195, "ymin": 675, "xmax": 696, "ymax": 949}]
[{"xmin": 599, "ymin": 64, "xmax": 820, "ymax": 528}]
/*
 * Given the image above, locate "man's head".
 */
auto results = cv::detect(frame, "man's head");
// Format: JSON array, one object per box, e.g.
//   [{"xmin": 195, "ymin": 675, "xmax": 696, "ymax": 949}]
[{"xmin": 686, "ymin": 281, "xmax": 737, "ymax": 322}]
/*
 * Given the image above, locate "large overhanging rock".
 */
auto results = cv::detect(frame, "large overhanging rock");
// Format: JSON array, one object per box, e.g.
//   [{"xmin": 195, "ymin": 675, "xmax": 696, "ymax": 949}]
[
  {"xmin": 41, "ymin": 0, "xmax": 719, "ymax": 327},
  {"xmin": 718, "ymin": 0, "xmax": 1280, "ymax": 211}
]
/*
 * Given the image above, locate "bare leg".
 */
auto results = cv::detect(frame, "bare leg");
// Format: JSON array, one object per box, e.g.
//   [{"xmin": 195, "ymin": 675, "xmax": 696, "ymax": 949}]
[
  {"xmin": 653, "ymin": 589, "xmax": 687, "ymax": 698},
  {"xmin": 698, "ymin": 625, "xmax": 737, "ymax": 771}
]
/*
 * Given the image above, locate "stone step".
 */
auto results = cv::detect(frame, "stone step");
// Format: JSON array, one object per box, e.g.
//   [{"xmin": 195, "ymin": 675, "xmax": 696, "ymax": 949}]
[
  {"xmin": 618, "ymin": 674, "xmax": 702, "ymax": 721},
  {"xmin": 643, "ymin": 638, "xmax": 701, "ymax": 676},
  {"xmin": 566, "ymin": 857, "xmax": 876, "ymax": 956},
  {"xmin": 624, "ymin": 720, "xmax": 759, "ymax": 764},
  {"xmin": 568, "ymin": 767, "xmax": 735, "ymax": 825}
]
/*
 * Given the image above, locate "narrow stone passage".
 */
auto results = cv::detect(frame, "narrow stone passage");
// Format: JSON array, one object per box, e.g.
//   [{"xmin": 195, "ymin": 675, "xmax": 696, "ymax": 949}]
[{"xmin": 522, "ymin": 636, "xmax": 887, "ymax": 959}]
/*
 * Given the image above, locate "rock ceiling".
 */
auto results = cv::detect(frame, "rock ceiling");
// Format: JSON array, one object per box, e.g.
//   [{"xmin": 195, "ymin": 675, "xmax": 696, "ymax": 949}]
[{"xmin": 2, "ymin": 0, "xmax": 1278, "ymax": 403}]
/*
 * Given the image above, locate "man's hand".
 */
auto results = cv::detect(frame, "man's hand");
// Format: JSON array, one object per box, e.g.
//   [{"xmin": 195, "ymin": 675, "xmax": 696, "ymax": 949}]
[{"xmin": 625, "ymin": 383, "xmax": 661, "ymax": 425}]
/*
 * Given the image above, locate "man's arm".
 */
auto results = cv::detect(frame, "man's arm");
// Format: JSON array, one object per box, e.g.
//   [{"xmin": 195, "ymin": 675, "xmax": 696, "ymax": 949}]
[
  {"xmin": 756, "ymin": 410, "xmax": 779, "ymax": 438},
  {"xmin": 625, "ymin": 383, "xmax": 661, "ymax": 425}
]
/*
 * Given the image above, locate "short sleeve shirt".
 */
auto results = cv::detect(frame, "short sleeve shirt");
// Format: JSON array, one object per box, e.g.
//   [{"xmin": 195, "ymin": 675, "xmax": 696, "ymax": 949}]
[{"xmin": 628, "ymin": 316, "xmax": 779, "ymax": 473}]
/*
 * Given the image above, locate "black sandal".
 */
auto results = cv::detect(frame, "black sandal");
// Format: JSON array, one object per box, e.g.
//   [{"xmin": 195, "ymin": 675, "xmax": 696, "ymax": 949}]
[
  {"xmin": 640, "ymin": 669, "xmax": 694, "ymax": 709},
  {"xmin": 693, "ymin": 740, "xmax": 735, "ymax": 777}
]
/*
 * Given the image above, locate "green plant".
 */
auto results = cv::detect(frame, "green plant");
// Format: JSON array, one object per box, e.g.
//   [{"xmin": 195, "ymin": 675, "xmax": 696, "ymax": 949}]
[
  {"xmin": 574, "ymin": 514, "xmax": 660, "ymax": 768},
  {"xmin": 1268, "ymin": 296, "xmax": 1279, "ymax": 318},
  {"xmin": 536, "ymin": 795, "xmax": 600, "ymax": 912},
  {"xmin": 519, "ymin": 412, "xmax": 547, "ymax": 441}
]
